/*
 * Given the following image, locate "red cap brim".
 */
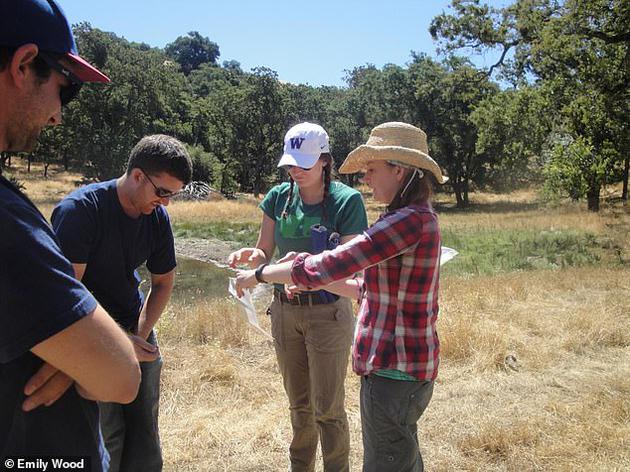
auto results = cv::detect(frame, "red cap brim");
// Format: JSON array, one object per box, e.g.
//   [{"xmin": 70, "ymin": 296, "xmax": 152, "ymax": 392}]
[{"xmin": 66, "ymin": 53, "xmax": 110, "ymax": 83}]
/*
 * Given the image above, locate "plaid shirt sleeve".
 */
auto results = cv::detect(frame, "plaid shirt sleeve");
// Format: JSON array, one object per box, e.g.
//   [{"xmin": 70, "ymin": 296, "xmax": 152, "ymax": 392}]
[{"xmin": 291, "ymin": 207, "xmax": 427, "ymax": 288}]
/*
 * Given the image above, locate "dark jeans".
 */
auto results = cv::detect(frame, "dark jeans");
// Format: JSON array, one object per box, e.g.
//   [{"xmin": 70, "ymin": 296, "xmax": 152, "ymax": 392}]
[
  {"xmin": 98, "ymin": 331, "xmax": 163, "ymax": 472},
  {"xmin": 360, "ymin": 374, "xmax": 434, "ymax": 472}
]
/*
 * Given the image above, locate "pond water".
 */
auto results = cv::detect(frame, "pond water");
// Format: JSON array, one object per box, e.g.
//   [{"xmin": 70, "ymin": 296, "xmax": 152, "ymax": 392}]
[{"xmin": 138, "ymin": 256, "xmax": 271, "ymax": 305}]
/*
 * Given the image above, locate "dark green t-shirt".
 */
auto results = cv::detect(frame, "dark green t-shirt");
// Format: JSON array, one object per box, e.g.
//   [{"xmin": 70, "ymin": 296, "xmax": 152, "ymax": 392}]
[{"xmin": 260, "ymin": 181, "xmax": 368, "ymax": 260}]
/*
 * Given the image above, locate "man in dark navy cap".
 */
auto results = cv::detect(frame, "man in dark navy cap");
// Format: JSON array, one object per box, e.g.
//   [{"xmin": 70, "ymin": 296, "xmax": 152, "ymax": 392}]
[{"xmin": 0, "ymin": 1, "xmax": 141, "ymax": 471}]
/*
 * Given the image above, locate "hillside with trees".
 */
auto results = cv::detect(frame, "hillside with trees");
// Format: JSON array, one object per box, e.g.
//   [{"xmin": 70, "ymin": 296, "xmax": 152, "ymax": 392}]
[{"xmin": 2, "ymin": 0, "xmax": 627, "ymax": 211}]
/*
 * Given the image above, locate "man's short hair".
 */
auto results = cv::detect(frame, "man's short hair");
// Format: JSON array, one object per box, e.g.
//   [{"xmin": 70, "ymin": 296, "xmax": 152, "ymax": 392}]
[
  {"xmin": 0, "ymin": 46, "xmax": 52, "ymax": 81},
  {"xmin": 127, "ymin": 135, "xmax": 193, "ymax": 185}
]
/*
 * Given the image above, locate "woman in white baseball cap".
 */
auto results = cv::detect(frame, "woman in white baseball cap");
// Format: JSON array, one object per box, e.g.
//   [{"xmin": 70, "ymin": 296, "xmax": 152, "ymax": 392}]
[
  {"xmin": 235, "ymin": 122, "xmax": 448, "ymax": 472},
  {"xmin": 228, "ymin": 122, "xmax": 368, "ymax": 471}
]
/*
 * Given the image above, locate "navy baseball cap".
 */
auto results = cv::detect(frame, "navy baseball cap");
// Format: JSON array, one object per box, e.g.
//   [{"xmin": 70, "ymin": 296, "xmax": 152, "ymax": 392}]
[{"xmin": 0, "ymin": 0, "xmax": 110, "ymax": 83}]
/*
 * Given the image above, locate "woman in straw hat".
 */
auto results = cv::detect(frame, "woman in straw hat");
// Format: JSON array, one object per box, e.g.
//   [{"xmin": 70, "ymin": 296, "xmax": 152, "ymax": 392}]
[
  {"xmin": 228, "ymin": 122, "xmax": 368, "ymax": 472},
  {"xmin": 235, "ymin": 122, "xmax": 448, "ymax": 472}
]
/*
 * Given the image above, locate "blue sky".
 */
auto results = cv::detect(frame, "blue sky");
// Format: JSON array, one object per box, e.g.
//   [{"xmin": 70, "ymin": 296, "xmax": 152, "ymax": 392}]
[{"xmin": 59, "ymin": 0, "xmax": 507, "ymax": 87}]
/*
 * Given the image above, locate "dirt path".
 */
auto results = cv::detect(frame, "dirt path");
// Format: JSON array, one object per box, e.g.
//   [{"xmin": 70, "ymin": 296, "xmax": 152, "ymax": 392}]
[{"xmin": 174, "ymin": 237, "xmax": 241, "ymax": 266}]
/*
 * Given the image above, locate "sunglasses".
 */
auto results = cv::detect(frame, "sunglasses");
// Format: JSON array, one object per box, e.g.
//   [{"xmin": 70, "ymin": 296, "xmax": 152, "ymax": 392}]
[
  {"xmin": 140, "ymin": 169, "xmax": 181, "ymax": 199},
  {"xmin": 37, "ymin": 51, "xmax": 83, "ymax": 106}
]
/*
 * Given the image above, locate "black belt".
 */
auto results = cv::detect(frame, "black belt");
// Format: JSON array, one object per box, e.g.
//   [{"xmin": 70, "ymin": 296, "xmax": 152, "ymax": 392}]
[{"xmin": 273, "ymin": 289, "xmax": 338, "ymax": 306}]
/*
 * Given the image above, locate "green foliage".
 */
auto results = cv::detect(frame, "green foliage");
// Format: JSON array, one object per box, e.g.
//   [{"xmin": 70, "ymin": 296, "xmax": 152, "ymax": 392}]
[
  {"xmin": 542, "ymin": 135, "xmax": 615, "ymax": 201},
  {"xmin": 62, "ymin": 24, "xmax": 195, "ymax": 180},
  {"xmin": 20, "ymin": 2, "xmax": 624, "ymax": 210},
  {"xmin": 431, "ymin": 0, "xmax": 629, "ymax": 210},
  {"xmin": 165, "ymin": 31, "xmax": 220, "ymax": 75},
  {"xmin": 441, "ymin": 226, "xmax": 600, "ymax": 276},
  {"xmin": 471, "ymin": 86, "xmax": 551, "ymax": 190},
  {"xmin": 186, "ymin": 144, "xmax": 222, "ymax": 188}
]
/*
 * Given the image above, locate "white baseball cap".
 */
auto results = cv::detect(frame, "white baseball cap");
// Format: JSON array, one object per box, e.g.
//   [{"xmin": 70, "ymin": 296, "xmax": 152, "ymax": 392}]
[{"xmin": 277, "ymin": 122, "xmax": 330, "ymax": 169}]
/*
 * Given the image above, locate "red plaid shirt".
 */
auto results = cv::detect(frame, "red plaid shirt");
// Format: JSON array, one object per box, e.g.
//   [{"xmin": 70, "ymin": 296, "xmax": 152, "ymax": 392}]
[{"xmin": 291, "ymin": 203, "xmax": 441, "ymax": 380}]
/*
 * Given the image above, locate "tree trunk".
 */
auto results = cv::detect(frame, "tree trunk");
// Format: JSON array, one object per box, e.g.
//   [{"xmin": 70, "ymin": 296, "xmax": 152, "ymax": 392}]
[
  {"xmin": 453, "ymin": 180, "xmax": 465, "ymax": 208},
  {"xmin": 586, "ymin": 183, "xmax": 600, "ymax": 211},
  {"xmin": 28, "ymin": 155, "xmax": 32, "ymax": 173},
  {"xmin": 463, "ymin": 178, "xmax": 470, "ymax": 206},
  {"xmin": 622, "ymin": 155, "xmax": 629, "ymax": 201},
  {"xmin": 44, "ymin": 162, "xmax": 50, "ymax": 179}
]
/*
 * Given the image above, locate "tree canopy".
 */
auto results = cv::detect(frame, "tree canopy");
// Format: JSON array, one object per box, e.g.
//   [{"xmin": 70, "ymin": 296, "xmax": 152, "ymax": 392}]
[{"xmin": 9, "ymin": 1, "xmax": 627, "ymax": 211}]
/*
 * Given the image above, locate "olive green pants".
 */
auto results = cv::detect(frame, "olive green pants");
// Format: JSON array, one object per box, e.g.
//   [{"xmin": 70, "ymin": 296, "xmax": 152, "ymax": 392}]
[{"xmin": 270, "ymin": 296, "xmax": 355, "ymax": 472}]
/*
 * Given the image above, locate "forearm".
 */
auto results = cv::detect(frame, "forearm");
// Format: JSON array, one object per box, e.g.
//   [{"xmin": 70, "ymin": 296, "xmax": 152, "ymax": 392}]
[
  {"xmin": 138, "ymin": 281, "xmax": 173, "ymax": 340},
  {"xmin": 31, "ymin": 304, "xmax": 140, "ymax": 404},
  {"xmin": 319, "ymin": 278, "xmax": 363, "ymax": 300},
  {"xmin": 258, "ymin": 260, "xmax": 294, "ymax": 285}
]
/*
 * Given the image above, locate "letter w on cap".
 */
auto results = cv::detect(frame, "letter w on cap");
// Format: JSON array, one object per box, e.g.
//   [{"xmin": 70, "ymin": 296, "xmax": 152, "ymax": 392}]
[{"xmin": 290, "ymin": 138, "xmax": 305, "ymax": 149}]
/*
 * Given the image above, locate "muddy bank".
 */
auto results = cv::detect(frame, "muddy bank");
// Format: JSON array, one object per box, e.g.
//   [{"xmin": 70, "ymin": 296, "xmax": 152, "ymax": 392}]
[{"xmin": 174, "ymin": 237, "xmax": 242, "ymax": 266}]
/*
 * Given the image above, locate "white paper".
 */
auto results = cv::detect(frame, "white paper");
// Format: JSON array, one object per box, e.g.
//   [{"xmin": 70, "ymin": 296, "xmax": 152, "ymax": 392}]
[
  {"xmin": 228, "ymin": 278, "xmax": 273, "ymax": 340},
  {"xmin": 440, "ymin": 246, "xmax": 459, "ymax": 266}
]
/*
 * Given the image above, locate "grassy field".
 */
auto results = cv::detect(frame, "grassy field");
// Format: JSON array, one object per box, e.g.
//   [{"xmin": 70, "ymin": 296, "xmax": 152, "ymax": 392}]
[{"xmin": 8, "ymin": 162, "xmax": 630, "ymax": 471}]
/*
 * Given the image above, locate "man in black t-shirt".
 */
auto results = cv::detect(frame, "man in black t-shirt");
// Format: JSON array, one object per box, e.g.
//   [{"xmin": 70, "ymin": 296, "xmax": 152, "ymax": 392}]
[
  {"xmin": 51, "ymin": 135, "xmax": 192, "ymax": 472},
  {"xmin": 0, "ymin": 1, "xmax": 141, "ymax": 471}
]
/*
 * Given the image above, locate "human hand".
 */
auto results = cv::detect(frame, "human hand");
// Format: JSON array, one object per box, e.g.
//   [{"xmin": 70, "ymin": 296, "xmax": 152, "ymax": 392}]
[
  {"xmin": 128, "ymin": 334, "xmax": 160, "ymax": 363},
  {"xmin": 234, "ymin": 269, "xmax": 258, "ymax": 297},
  {"xmin": 285, "ymin": 283, "xmax": 308, "ymax": 300},
  {"xmin": 276, "ymin": 251, "xmax": 298, "ymax": 264},
  {"xmin": 228, "ymin": 247, "xmax": 266, "ymax": 269},
  {"xmin": 23, "ymin": 362, "xmax": 73, "ymax": 412}
]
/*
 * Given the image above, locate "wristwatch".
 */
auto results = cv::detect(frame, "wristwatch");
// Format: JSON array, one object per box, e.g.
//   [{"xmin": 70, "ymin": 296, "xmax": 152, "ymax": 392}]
[{"xmin": 255, "ymin": 263, "xmax": 268, "ymax": 284}]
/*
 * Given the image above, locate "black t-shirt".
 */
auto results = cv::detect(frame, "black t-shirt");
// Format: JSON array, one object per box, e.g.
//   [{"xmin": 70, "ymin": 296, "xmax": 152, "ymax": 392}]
[
  {"xmin": 0, "ymin": 176, "xmax": 107, "ymax": 470},
  {"xmin": 51, "ymin": 179, "xmax": 176, "ymax": 331}
]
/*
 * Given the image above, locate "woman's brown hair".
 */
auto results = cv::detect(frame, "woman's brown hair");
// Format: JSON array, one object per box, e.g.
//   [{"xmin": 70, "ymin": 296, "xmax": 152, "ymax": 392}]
[{"xmin": 386, "ymin": 164, "xmax": 435, "ymax": 212}]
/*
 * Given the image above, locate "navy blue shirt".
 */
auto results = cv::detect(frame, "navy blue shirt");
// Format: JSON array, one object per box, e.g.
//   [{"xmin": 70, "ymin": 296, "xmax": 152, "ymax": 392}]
[
  {"xmin": 0, "ymin": 175, "xmax": 107, "ymax": 471},
  {"xmin": 51, "ymin": 179, "xmax": 177, "ymax": 331}
]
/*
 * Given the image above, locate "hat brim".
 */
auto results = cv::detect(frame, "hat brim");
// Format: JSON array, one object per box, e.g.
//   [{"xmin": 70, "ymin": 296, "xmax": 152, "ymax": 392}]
[
  {"xmin": 339, "ymin": 145, "xmax": 448, "ymax": 184},
  {"xmin": 66, "ymin": 53, "xmax": 110, "ymax": 83},
  {"xmin": 277, "ymin": 152, "xmax": 320, "ymax": 169}
]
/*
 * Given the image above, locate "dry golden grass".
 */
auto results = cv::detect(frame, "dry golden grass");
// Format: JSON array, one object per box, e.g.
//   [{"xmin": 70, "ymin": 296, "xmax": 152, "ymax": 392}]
[
  {"xmin": 167, "ymin": 199, "xmax": 263, "ymax": 226},
  {"xmin": 157, "ymin": 183, "xmax": 630, "ymax": 470},
  {"xmin": 157, "ymin": 266, "xmax": 630, "ymax": 471},
  {"xmin": 5, "ymin": 160, "xmax": 84, "ymax": 218}
]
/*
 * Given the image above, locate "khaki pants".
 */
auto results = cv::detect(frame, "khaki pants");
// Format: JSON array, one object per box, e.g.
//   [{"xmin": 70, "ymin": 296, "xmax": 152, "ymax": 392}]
[{"xmin": 270, "ymin": 296, "xmax": 355, "ymax": 472}]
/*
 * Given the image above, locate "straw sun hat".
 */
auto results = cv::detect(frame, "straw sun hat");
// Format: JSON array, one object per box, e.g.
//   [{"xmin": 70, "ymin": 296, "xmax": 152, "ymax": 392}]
[{"xmin": 339, "ymin": 122, "xmax": 448, "ymax": 184}]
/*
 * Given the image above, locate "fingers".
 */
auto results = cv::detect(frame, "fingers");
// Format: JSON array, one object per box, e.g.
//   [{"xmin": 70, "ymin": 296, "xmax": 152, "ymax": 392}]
[
  {"xmin": 285, "ymin": 284, "xmax": 302, "ymax": 300},
  {"xmin": 128, "ymin": 334, "xmax": 159, "ymax": 362},
  {"xmin": 227, "ymin": 250, "xmax": 240, "ymax": 268},
  {"xmin": 24, "ymin": 362, "xmax": 58, "ymax": 396},
  {"xmin": 22, "ymin": 369, "xmax": 74, "ymax": 411},
  {"xmin": 234, "ymin": 269, "xmax": 257, "ymax": 298},
  {"xmin": 228, "ymin": 248, "xmax": 253, "ymax": 268},
  {"xmin": 133, "ymin": 344, "xmax": 160, "ymax": 362},
  {"xmin": 276, "ymin": 251, "xmax": 298, "ymax": 264},
  {"xmin": 128, "ymin": 334, "xmax": 157, "ymax": 351},
  {"xmin": 229, "ymin": 248, "xmax": 267, "ymax": 268}
]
